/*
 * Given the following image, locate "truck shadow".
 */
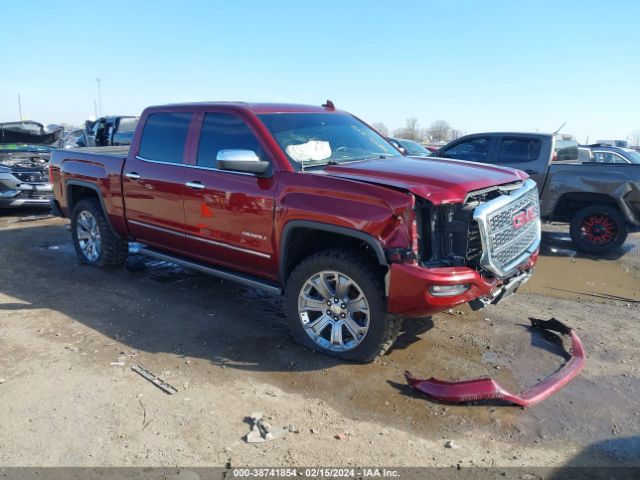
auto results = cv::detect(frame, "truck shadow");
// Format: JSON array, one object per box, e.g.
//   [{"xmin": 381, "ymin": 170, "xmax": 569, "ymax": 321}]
[
  {"xmin": 0, "ymin": 222, "xmax": 431, "ymax": 376},
  {"xmin": 545, "ymin": 436, "xmax": 640, "ymax": 476}
]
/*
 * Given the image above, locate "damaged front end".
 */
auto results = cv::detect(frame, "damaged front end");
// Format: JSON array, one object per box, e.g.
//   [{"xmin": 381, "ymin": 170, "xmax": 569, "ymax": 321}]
[
  {"xmin": 386, "ymin": 179, "xmax": 540, "ymax": 317},
  {"xmin": 0, "ymin": 121, "xmax": 61, "ymax": 208},
  {"xmin": 405, "ymin": 318, "xmax": 585, "ymax": 407}
]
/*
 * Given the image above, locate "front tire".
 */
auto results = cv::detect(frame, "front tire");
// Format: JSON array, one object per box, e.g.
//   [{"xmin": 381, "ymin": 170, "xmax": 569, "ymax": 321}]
[
  {"xmin": 569, "ymin": 204, "xmax": 627, "ymax": 254},
  {"xmin": 71, "ymin": 198, "xmax": 128, "ymax": 267},
  {"xmin": 284, "ymin": 249, "xmax": 401, "ymax": 362}
]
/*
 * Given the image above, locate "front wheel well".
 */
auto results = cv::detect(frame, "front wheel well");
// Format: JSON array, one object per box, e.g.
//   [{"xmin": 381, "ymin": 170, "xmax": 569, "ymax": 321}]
[
  {"xmin": 551, "ymin": 192, "xmax": 618, "ymax": 222},
  {"xmin": 280, "ymin": 226, "xmax": 387, "ymax": 285}
]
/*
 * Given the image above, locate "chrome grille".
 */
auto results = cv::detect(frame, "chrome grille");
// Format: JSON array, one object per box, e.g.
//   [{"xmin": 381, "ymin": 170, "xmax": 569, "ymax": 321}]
[{"xmin": 472, "ymin": 179, "xmax": 541, "ymax": 277}]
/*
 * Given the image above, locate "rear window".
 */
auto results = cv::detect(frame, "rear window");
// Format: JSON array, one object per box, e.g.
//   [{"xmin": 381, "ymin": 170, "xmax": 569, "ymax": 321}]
[
  {"xmin": 138, "ymin": 112, "xmax": 192, "ymax": 164},
  {"xmin": 554, "ymin": 138, "xmax": 579, "ymax": 161},
  {"xmin": 499, "ymin": 137, "xmax": 541, "ymax": 163}
]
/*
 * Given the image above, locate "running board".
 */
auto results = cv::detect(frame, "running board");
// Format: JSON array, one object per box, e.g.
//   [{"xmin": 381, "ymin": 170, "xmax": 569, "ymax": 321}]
[{"xmin": 137, "ymin": 246, "xmax": 282, "ymax": 295}]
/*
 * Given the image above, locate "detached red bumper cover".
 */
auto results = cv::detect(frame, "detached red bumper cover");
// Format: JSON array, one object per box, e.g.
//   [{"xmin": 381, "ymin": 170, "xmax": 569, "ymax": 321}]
[{"xmin": 405, "ymin": 318, "xmax": 585, "ymax": 407}]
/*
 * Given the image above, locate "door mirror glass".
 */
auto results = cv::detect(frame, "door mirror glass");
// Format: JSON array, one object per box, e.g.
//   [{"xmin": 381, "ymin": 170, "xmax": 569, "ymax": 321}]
[{"xmin": 216, "ymin": 149, "xmax": 270, "ymax": 174}]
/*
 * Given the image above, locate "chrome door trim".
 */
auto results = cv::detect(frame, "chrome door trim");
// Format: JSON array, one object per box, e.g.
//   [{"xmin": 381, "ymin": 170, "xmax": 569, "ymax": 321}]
[
  {"xmin": 128, "ymin": 219, "xmax": 185, "ymax": 237},
  {"xmin": 186, "ymin": 234, "xmax": 271, "ymax": 259},
  {"xmin": 134, "ymin": 155, "xmax": 184, "ymax": 166},
  {"xmin": 134, "ymin": 155, "xmax": 263, "ymax": 177},
  {"xmin": 128, "ymin": 220, "xmax": 271, "ymax": 259},
  {"xmin": 185, "ymin": 163, "xmax": 260, "ymax": 177}
]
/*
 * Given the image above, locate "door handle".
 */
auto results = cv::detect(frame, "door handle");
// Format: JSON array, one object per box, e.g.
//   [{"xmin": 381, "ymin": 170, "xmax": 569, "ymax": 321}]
[
  {"xmin": 524, "ymin": 169, "xmax": 537, "ymax": 174},
  {"xmin": 125, "ymin": 172, "xmax": 141, "ymax": 180},
  {"xmin": 185, "ymin": 181, "xmax": 205, "ymax": 190}
]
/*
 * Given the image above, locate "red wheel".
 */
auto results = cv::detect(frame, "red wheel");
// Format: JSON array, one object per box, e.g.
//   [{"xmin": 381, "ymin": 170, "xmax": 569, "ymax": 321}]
[
  {"xmin": 570, "ymin": 205, "xmax": 627, "ymax": 254},
  {"xmin": 579, "ymin": 214, "xmax": 618, "ymax": 245}
]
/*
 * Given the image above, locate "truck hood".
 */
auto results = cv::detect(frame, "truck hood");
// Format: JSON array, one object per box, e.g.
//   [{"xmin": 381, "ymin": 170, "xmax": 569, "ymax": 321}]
[{"xmin": 324, "ymin": 156, "xmax": 527, "ymax": 204}]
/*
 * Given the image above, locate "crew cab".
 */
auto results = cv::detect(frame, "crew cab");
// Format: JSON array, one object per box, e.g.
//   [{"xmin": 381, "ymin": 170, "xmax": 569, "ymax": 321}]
[
  {"xmin": 50, "ymin": 102, "xmax": 540, "ymax": 362},
  {"xmin": 438, "ymin": 132, "xmax": 640, "ymax": 254}
]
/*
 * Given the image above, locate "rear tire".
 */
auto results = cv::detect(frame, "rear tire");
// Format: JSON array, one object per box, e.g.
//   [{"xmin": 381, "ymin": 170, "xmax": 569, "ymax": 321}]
[
  {"xmin": 284, "ymin": 248, "xmax": 401, "ymax": 363},
  {"xmin": 71, "ymin": 198, "xmax": 128, "ymax": 267},
  {"xmin": 569, "ymin": 205, "xmax": 627, "ymax": 254}
]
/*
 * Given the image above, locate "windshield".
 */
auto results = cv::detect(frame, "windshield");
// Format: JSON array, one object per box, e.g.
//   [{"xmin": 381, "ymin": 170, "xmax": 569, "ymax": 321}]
[
  {"xmin": 398, "ymin": 138, "xmax": 431, "ymax": 156},
  {"xmin": 623, "ymin": 149, "xmax": 640, "ymax": 164},
  {"xmin": 258, "ymin": 113, "xmax": 399, "ymax": 168}
]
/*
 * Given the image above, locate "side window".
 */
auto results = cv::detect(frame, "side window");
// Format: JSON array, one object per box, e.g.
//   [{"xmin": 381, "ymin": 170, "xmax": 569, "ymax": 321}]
[
  {"xmin": 611, "ymin": 153, "xmax": 629, "ymax": 164},
  {"xmin": 499, "ymin": 137, "xmax": 541, "ymax": 163},
  {"xmin": 138, "ymin": 112, "xmax": 192, "ymax": 164},
  {"xmin": 117, "ymin": 117, "xmax": 138, "ymax": 133},
  {"xmin": 197, "ymin": 112, "xmax": 266, "ymax": 168},
  {"xmin": 442, "ymin": 137, "xmax": 490, "ymax": 162},
  {"xmin": 593, "ymin": 152, "xmax": 627, "ymax": 164}
]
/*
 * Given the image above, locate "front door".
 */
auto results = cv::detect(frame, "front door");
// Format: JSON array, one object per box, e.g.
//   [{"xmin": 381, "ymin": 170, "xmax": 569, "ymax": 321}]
[
  {"xmin": 182, "ymin": 111, "xmax": 277, "ymax": 279},
  {"xmin": 122, "ymin": 111, "xmax": 194, "ymax": 254}
]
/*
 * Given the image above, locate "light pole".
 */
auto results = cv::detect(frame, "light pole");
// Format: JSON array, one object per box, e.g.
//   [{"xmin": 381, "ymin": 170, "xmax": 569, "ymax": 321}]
[
  {"xmin": 17, "ymin": 94, "xmax": 22, "ymax": 120},
  {"xmin": 96, "ymin": 78, "xmax": 102, "ymax": 117}
]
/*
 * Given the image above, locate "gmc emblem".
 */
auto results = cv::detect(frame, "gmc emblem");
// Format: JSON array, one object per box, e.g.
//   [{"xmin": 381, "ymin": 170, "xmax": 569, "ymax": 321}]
[{"xmin": 513, "ymin": 206, "xmax": 538, "ymax": 230}]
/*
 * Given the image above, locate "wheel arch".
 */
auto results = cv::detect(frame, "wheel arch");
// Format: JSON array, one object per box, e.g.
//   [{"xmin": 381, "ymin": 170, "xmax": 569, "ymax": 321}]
[
  {"xmin": 279, "ymin": 221, "xmax": 387, "ymax": 287},
  {"xmin": 66, "ymin": 180, "xmax": 118, "ymax": 235},
  {"xmin": 551, "ymin": 192, "xmax": 620, "ymax": 222}
]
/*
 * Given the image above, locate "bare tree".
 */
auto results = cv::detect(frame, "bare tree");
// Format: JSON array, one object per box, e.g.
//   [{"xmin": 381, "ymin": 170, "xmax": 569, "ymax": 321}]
[
  {"xmin": 371, "ymin": 122, "xmax": 389, "ymax": 136},
  {"xmin": 426, "ymin": 120, "xmax": 452, "ymax": 143},
  {"xmin": 393, "ymin": 117, "xmax": 422, "ymax": 141},
  {"xmin": 450, "ymin": 129, "xmax": 463, "ymax": 141},
  {"xmin": 629, "ymin": 129, "xmax": 640, "ymax": 147}
]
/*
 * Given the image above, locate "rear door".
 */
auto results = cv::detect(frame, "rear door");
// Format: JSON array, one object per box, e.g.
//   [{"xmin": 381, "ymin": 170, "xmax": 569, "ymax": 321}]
[
  {"xmin": 123, "ymin": 111, "xmax": 194, "ymax": 254},
  {"xmin": 182, "ymin": 111, "xmax": 277, "ymax": 279}
]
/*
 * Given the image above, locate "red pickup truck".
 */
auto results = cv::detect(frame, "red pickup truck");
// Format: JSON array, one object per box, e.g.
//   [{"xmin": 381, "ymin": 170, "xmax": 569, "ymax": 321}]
[{"xmin": 49, "ymin": 102, "xmax": 540, "ymax": 362}]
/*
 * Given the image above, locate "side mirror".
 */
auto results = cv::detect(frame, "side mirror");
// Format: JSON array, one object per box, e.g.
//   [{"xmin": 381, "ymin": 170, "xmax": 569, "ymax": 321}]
[{"xmin": 216, "ymin": 149, "xmax": 270, "ymax": 174}]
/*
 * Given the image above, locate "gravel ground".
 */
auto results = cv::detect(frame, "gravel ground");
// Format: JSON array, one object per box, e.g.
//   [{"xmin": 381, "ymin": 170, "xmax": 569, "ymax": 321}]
[{"xmin": 0, "ymin": 211, "xmax": 638, "ymax": 469}]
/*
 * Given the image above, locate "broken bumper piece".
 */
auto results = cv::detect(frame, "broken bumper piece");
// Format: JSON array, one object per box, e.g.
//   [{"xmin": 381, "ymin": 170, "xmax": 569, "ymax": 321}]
[{"xmin": 404, "ymin": 318, "xmax": 585, "ymax": 407}]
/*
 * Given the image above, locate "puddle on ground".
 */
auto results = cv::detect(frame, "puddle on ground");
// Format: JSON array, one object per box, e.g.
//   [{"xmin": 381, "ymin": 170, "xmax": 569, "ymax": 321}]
[{"xmin": 528, "ymin": 228, "xmax": 640, "ymax": 303}]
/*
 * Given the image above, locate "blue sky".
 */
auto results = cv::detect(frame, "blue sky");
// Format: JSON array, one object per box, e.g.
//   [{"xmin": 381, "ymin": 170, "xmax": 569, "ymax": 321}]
[{"xmin": 1, "ymin": 0, "xmax": 638, "ymax": 141}]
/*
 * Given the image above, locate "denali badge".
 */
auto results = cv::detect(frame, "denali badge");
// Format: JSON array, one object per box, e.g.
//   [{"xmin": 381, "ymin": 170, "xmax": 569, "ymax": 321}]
[{"xmin": 513, "ymin": 206, "xmax": 538, "ymax": 230}]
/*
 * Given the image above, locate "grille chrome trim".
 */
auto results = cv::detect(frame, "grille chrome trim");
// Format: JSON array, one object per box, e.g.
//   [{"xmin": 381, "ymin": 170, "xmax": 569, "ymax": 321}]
[{"xmin": 472, "ymin": 179, "xmax": 541, "ymax": 278}]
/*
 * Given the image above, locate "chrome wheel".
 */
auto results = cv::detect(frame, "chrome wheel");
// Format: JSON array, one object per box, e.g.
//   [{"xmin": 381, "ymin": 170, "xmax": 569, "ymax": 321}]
[
  {"xmin": 298, "ymin": 271, "xmax": 370, "ymax": 352},
  {"xmin": 76, "ymin": 210, "xmax": 101, "ymax": 262}
]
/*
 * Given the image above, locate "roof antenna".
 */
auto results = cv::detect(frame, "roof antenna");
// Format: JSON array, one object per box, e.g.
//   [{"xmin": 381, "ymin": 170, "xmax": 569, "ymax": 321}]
[
  {"xmin": 554, "ymin": 121, "xmax": 567, "ymax": 134},
  {"xmin": 322, "ymin": 100, "xmax": 335, "ymax": 111}
]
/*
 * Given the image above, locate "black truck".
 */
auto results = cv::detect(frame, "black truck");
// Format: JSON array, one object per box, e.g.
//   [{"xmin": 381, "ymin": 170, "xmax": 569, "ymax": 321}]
[{"xmin": 437, "ymin": 132, "xmax": 640, "ymax": 254}]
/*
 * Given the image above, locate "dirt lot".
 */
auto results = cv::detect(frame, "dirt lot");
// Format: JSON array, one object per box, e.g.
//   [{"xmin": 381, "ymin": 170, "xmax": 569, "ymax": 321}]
[{"xmin": 0, "ymin": 211, "xmax": 639, "ymax": 468}]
